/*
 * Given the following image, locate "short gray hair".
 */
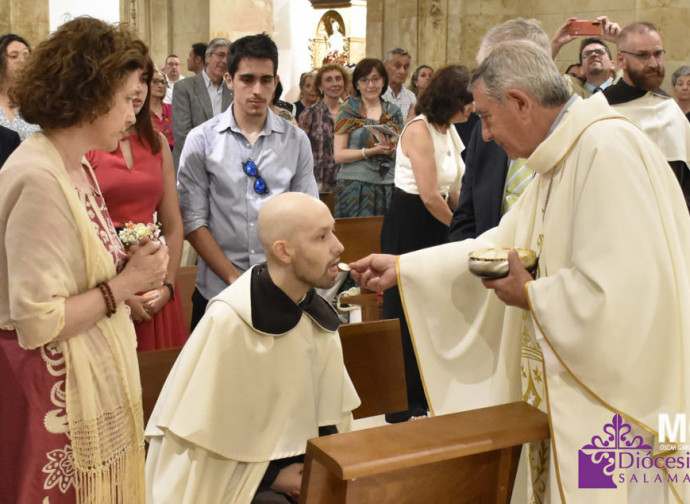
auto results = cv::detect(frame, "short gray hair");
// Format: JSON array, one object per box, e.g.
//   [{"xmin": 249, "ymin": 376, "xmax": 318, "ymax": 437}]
[
  {"xmin": 672, "ymin": 65, "xmax": 690, "ymax": 86},
  {"xmin": 205, "ymin": 37, "xmax": 231, "ymax": 61},
  {"xmin": 385, "ymin": 48, "xmax": 411, "ymax": 62},
  {"xmin": 472, "ymin": 40, "xmax": 571, "ymax": 107},
  {"xmin": 476, "ymin": 18, "xmax": 550, "ymax": 64}
]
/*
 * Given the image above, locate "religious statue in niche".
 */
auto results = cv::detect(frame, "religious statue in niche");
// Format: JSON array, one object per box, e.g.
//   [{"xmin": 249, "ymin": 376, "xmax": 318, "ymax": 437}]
[{"xmin": 309, "ymin": 10, "xmax": 350, "ymax": 69}]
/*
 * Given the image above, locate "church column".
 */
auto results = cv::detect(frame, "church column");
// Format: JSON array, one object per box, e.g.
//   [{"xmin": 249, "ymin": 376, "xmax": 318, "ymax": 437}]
[{"xmin": 0, "ymin": 0, "xmax": 49, "ymax": 46}]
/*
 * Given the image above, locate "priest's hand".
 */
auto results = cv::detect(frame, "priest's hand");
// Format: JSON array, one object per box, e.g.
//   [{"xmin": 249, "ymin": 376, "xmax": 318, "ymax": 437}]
[
  {"xmin": 271, "ymin": 463, "xmax": 303, "ymax": 499},
  {"xmin": 349, "ymin": 254, "xmax": 398, "ymax": 291},
  {"xmin": 481, "ymin": 249, "xmax": 533, "ymax": 310}
]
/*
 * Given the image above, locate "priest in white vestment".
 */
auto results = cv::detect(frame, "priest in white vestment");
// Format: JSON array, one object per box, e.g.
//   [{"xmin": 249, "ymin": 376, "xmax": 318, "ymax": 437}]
[
  {"xmin": 351, "ymin": 40, "xmax": 690, "ymax": 503},
  {"xmin": 145, "ymin": 193, "xmax": 360, "ymax": 503}
]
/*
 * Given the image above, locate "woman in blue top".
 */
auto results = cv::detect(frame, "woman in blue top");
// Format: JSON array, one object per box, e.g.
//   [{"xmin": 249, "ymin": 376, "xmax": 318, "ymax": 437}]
[{"xmin": 333, "ymin": 58, "xmax": 403, "ymax": 217}]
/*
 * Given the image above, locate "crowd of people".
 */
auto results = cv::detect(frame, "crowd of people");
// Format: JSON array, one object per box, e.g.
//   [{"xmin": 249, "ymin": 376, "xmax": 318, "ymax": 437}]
[{"xmin": 0, "ymin": 11, "xmax": 689, "ymax": 504}]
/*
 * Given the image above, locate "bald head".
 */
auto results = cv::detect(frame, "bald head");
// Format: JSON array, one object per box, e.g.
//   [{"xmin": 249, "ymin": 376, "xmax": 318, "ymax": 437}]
[
  {"xmin": 258, "ymin": 192, "xmax": 344, "ymax": 300},
  {"xmin": 259, "ymin": 193, "xmax": 329, "ymax": 259}
]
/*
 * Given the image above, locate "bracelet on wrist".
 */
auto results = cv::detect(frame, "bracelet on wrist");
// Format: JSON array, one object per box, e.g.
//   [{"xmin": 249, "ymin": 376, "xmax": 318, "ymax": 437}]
[
  {"xmin": 98, "ymin": 281, "xmax": 117, "ymax": 318},
  {"xmin": 163, "ymin": 282, "xmax": 175, "ymax": 301},
  {"xmin": 361, "ymin": 147, "xmax": 367, "ymax": 160}
]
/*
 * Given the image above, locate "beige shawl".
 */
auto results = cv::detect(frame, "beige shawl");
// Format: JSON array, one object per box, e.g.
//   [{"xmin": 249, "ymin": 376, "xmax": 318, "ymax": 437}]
[{"xmin": 0, "ymin": 133, "xmax": 145, "ymax": 503}]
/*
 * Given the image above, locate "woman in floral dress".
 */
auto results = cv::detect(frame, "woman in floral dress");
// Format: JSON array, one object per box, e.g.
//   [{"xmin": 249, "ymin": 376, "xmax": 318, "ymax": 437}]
[{"xmin": 0, "ymin": 18, "xmax": 168, "ymax": 504}]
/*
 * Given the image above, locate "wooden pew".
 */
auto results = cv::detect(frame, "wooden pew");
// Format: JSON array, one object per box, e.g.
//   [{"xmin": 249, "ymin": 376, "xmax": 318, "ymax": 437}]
[
  {"xmin": 334, "ymin": 215, "xmax": 383, "ymax": 264},
  {"xmin": 300, "ymin": 402, "xmax": 550, "ymax": 504},
  {"xmin": 339, "ymin": 319, "xmax": 407, "ymax": 419},
  {"xmin": 319, "ymin": 192, "xmax": 335, "ymax": 216},
  {"xmin": 138, "ymin": 346, "xmax": 182, "ymax": 425},
  {"xmin": 334, "ymin": 216, "xmax": 385, "ymax": 321},
  {"xmin": 138, "ymin": 319, "xmax": 407, "ymax": 426},
  {"xmin": 176, "ymin": 265, "xmax": 197, "ymax": 331}
]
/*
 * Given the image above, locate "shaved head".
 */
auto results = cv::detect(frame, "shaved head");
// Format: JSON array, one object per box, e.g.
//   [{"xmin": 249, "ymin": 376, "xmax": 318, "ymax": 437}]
[
  {"xmin": 258, "ymin": 192, "xmax": 344, "ymax": 301},
  {"xmin": 259, "ymin": 193, "xmax": 327, "ymax": 258}
]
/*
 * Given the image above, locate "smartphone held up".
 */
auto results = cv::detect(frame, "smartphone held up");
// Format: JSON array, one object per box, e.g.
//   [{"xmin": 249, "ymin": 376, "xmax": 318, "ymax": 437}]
[{"xmin": 569, "ymin": 20, "xmax": 602, "ymax": 36}]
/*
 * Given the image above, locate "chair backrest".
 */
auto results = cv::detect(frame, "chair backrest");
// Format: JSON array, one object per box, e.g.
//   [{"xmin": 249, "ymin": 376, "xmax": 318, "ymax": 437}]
[
  {"xmin": 177, "ymin": 265, "xmax": 197, "ymax": 331},
  {"xmin": 138, "ymin": 347, "xmax": 182, "ymax": 425},
  {"xmin": 334, "ymin": 216, "xmax": 384, "ymax": 264},
  {"xmin": 339, "ymin": 319, "xmax": 407, "ymax": 419}
]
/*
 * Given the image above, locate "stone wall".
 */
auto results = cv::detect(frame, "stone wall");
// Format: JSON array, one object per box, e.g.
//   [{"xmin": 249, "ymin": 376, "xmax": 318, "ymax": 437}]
[
  {"xmin": 0, "ymin": 0, "xmax": 49, "ymax": 48},
  {"xmin": 366, "ymin": 0, "xmax": 690, "ymax": 94}
]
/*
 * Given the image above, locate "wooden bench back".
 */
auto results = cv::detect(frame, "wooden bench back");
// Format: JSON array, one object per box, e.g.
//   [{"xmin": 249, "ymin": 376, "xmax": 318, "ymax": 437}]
[
  {"xmin": 300, "ymin": 402, "xmax": 550, "ymax": 504},
  {"xmin": 339, "ymin": 319, "xmax": 407, "ymax": 419},
  {"xmin": 334, "ymin": 216, "xmax": 384, "ymax": 264},
  {"xmin": 319, "ymin": 192, "xmax": 335, "ymax": 216},
  {"xmin": 177, "ymin": 265, "xmax": 197, "ymax": 331},
  {"xmin": 138, "ymin": 346, "xmax": 182, "ymax": 425}
]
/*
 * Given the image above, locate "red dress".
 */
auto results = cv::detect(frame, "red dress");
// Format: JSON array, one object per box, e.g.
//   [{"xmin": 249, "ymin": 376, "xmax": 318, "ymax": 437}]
[
  {"xmin": 87, "ymin": 135, "xmax": 189, "ymax": 351},
  {"xmin": 0, "ymin": 172, "xmax": 127, "ymax": 504},
  {"xmin": 151, "ymin": 103, "xmax": 174, "ymax": 150}
]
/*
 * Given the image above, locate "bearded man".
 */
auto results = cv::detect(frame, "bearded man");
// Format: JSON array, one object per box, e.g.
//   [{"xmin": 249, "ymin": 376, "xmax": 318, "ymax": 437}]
[{"xmin": 603, "ymin": 22, "xmax": 690, "ymax": 211}]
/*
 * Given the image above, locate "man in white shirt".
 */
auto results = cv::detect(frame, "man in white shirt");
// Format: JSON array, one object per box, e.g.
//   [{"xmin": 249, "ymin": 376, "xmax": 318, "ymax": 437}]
[
  {"xmin": 162, "ymin": 54, "xmax": 184, "ymax": 104},
  {"xmin": 382, "ymin": 48, "xmax": 417, "ymax": 120}
]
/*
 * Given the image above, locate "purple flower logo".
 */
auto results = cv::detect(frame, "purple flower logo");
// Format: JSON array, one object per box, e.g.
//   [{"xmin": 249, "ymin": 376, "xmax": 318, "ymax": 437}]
[{"xmin": 578, "ymin": 414, "xmax": 652, "ymax": 488}]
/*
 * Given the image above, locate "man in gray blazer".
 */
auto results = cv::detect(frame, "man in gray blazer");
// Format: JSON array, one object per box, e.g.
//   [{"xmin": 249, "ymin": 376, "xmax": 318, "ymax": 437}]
[{"xmin": 172, "ymin": 38, "xmax": 234, "ymax": 169}]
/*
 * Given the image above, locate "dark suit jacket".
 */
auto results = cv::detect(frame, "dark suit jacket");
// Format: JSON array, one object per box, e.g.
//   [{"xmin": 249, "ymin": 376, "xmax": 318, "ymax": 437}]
[
  {"xmin": 172, "ymin": 72, "xmax": 233, "ymax": 169},
  {"xmin": 448, "ymin": 119, "xmax": 509, "ymax": 241},
  {"xmin": 0, "ymin": 125, "xmax": 20, "ymax": 169}
]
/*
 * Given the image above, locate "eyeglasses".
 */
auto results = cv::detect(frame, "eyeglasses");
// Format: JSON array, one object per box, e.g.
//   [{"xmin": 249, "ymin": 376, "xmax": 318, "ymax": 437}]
[
  {"xmin": 581, "ymin": 48, "xmax": 607, "ymax": 58},
  {"xmin": 211, "ymin": 51, "xmax": 227, "ymax": 60},
  {"xmin": 152, "ymin": 78, "xmax": 167, "ymax": 85},
  {"xmin": 358, "ymin": 76, "xmax": 382, "ymax": 86},
  {"xmin": 243, "ymin": 160, "xmax": 268, "ymax": 194},
  {"xmin": 619, "ymin": 49, "xmax": 666, "ymax": 61}
]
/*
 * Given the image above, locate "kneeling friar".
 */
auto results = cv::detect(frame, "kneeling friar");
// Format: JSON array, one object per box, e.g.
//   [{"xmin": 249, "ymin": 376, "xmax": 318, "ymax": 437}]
[{"xmin": 145, "ymin": 192, "xmax": 360, "ymax": 504}]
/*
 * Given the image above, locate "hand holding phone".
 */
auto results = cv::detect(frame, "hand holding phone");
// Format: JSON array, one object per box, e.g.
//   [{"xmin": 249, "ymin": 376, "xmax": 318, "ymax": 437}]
[{"xmin": 569, "ymin": 20, "xmax": 602, "ymax": 36}]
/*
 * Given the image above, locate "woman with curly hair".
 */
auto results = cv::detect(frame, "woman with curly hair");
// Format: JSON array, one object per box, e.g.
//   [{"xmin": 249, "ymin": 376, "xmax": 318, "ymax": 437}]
[{"xmin": 0, "ymin": 17, "xmax": 168, "ymax": 504}]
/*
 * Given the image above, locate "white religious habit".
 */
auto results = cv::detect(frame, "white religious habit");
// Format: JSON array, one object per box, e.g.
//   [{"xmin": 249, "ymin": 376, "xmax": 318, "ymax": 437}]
[
  {"xmin": 145, "ymin": 264, "xmax": 361, "ymax": 503},
  {"xmin": 603, "ymin": 79, "xmax": 690, "ymax": 212},
  {"xmin": 396, "ymin": 95, "xmax": 690, "ymax": 503}
]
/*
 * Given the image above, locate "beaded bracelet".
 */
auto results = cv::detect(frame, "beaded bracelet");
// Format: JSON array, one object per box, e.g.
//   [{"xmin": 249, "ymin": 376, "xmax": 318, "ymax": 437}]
[{"xmin": 98, "ymin": 281, "xmax": 117, "ymax": 318}]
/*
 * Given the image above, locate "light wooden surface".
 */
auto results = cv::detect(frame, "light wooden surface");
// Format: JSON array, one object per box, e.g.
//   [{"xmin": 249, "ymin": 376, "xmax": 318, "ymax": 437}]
[{"xmin": 300, "ymin": 402, "xmax": 550, "ymax": 504}]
